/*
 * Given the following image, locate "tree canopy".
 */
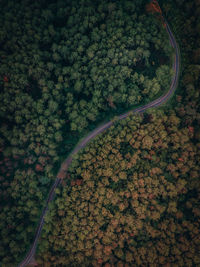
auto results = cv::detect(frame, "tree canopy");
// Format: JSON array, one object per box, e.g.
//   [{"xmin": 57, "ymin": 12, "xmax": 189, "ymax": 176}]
[{"xmin": 0, "ymin": 0, "xmax": 200, "ymax": 266}]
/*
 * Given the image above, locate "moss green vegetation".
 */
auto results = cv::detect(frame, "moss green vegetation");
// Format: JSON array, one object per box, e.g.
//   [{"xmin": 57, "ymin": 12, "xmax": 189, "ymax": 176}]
[
  {"xmin": 37, "ymin": 110, "xmax": 199, "ymax": 266},
  {"xmin": 0, "ymin": 0, "xmax": 199, "ymax": 266},
  {"xmin": 0, "ymin": 0, "xmax": 173, "ymax": 265},
  {"xmin": 35, "ymin": 0, "xmax": 200, "ymax": 266}
]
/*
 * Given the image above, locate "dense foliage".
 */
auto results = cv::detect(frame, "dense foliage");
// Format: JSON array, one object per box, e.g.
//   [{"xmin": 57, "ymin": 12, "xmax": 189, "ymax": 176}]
[
  {"xmin": 0, "ymin": 0, "xmax": 173, "ymax": 265},
  {"xmin": 37, "ymin": 108, "xmax": 199, "ymax": 266},
  {"xmin": 0, "ymin": 0, "xmax": 172, "ymax": 134},
  {"xmin": 0, "ymin": 0, "xmax": 199, "ymax": 266},
  {"xmin": 35, "ymin": 0, "xmax": 200, "ymax": 266}
]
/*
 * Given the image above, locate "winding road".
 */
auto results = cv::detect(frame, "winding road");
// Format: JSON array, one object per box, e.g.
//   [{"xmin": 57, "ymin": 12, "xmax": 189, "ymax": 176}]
[{"xmin": 18, "ymin": 15, "xmax": 180, "ymax": 267}]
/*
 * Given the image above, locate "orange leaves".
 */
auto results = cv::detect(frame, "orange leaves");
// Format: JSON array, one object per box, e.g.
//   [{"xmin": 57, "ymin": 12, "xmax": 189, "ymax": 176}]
[
  {"xmin": 111, "ymin": 175, "xmax": 119, "ymax": 183},
  {"xmin": 118, "ymin": 202, "xmax": 126, "ymax": 211},
  {"xmin": 175, "ymin": 211, "xmax": 183, "ymax": 219},
  {"xmin": 81, "ymin": 170, "xmax": 91, "ymax": 180},
  {"xmin": 150, "ymin": 167, "xmax": 162, "ymax": 176},
  {"xmin": 97, "ymin": 231, "xmax": 104, "ymax": 240},
  {"xmin": 106, "ymin": 189, "xmax": 114, "ymax": 200},
  {"xmin": 71, "ymin": 180, "xmax": 76, "ymax": 186},
  {"xmin": 159, "ymin": 256, "xmax": 166, "ymax": 264},
  {"xmin": 116, "ymin": 226, "xmax": 122, "ymax": 233},
  {"xmin": 104, "ymin": 168, "xmax": 113, "ymax": 177},
  {"xmin": 126, "ymin": 251, "xmax": 134, "ymax": 263},
  {"xmin": 138, "ymin": 187, "xmax": 145, "ymax": 194},
  {"xmin": 138, "ymin": 179, "xmax": 145, "ymax": 187},
  {"xmin": 35, "ymin": 164, "xmax": 43, "ymax": 172},
  {"xmin": 71, "ymin": 179, "xmax": 83, "ymax": 186},
  {"xmin": 124, "ymin": 191, "xmax": 131, "ymax": 198},
  {"xmin": 146, "ymin": 0, "xmax": 162, "ymax": 14},
  {"xmin": 167, "ymin": 163, "xmax": 177, "ymax": 172},
  {"xmin": 142, "ymin": 135, "xmax": 153, "ymax": 150},
  {"xmin": 111, "ymin": 242, "xmax": 118, "ymax": 249},
  {"xmin": 104, "ymin": 245, "xmax": 112, "ymax": 256},
  {"xmin": 102, "ymin": 207, "xmax": 108, "ymax": 216},
  {"xmin": 167, "ymin": 201, "xmax": 177, "ymax": 214},
  {"xmin": 76, "ymin": 179, "xmax": 83, "ymax": 186},
  {"xmin": 3, "ymin": 76, "xmax": 8, "ymax": 82},
  {"xmin": 144, "ymin": 153, "xmax": 153, "ymax": 160},
  {"xmin": 111, "ymin": 219, "xmax": 118, "ymax": 228},
  {"xmin": 188, "ymin": 126, "xmax": 194, "ymax": 133},
  {"xmin": 97, "ymin": 258, "xmax": 103, "ymax": 264},
  {"xmin": 130, "ymin": 153, "xmax": 139, "ymax": 166},
  {"xmin": 115, "ymin": 248, "xmax": 124, "ymax": 259},
  {"xmin": 55, "ymin": 106, "xmax": 199, "ymax": 265},
  {"xmin": 131, "ymin": 192, "xmax": 139, "ymax": 200},
  {"xmin": 118, "ymin": 171, "xmax": 127, "ymax": 180},
  {"xmin": 152, "ymin": 0, "xmax": 162, "ymax": 13},
  {"xmin": 148, "ymin": 193, "xmax": 155, "ymax": 200},
  {"xmin": 86, "ymin": 180, "xmax": 94, "ymax": 188},
  {"xmin": 146, "ymin": 1, "xmax": 166, "ymax": 28}
]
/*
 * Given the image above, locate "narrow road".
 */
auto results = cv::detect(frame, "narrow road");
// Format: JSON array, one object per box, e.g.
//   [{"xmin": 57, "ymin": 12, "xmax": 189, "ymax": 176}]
[{"xmin": 18, "ymin": 17, "xmax": 180, "ymax": 267}]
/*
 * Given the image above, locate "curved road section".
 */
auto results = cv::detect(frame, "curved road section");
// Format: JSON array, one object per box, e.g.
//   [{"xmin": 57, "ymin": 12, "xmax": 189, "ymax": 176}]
[{"xmin": 18, "ymin": 18, "xmax": 180, "ymax": 267}]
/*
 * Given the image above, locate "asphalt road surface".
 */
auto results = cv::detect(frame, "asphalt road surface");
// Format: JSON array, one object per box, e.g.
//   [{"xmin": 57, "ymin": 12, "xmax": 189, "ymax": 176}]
[{"xmin": 18, "ymin": 17, "xmax": 180, "ymax": 267}]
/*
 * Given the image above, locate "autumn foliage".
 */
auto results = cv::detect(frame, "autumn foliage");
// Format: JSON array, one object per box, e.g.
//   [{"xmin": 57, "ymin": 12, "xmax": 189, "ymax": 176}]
[
  {"xmin": 146, "ymin": 0, "xmax": 162, "ymax": 14},
  {"xmin": 37, "ymin": 110, "xmax": 200, "ymax": 266},
  {"xmin": 0, "ymin": 0, "xmax": 200, "ymax": 266}
]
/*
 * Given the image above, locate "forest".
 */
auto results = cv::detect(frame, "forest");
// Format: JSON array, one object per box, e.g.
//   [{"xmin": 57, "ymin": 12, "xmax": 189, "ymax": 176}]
[{"xmin": 0, "ymin": 0, "xmax": 199, "ymax": 266}]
